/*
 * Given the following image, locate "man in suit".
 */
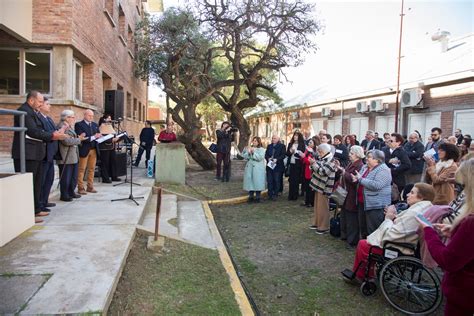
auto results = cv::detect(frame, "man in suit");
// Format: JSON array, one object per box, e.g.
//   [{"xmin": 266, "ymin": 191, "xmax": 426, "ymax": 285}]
[
  {"xmin": 11, "ymin": 91, "xmax": 67, "ymax": 223},
  {"xmin": 360, "ymin": 130, "xmax": 381, "ymax": 152},
  {"xmin": 37, "ymin": 97, "xmax": 59, "ymax": 212},
  {"xmin": 382, "ymin": 133, "xmax": 411, "ymax": 195},
  {"xmin": 265, "ymin": 134, "xmax": 286, "ymax": 200},
  {"xmin": 403, "ymin": 132, "xmax": 425, "ymax": 184},
  {"xmin": 75, "ymin": 109, "xmax": 101, "ymax": 194}
]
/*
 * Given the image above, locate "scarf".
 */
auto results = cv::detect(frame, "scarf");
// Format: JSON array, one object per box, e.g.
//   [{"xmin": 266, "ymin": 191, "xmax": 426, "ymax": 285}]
[{"xmin": 435, "ymin": 159, "xmax": 454, "ymax": 174}]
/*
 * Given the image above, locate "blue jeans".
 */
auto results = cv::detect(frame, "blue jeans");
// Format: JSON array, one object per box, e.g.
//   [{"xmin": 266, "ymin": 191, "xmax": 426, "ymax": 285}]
[{"xmin": 267, "ymin": 169, "xmax": 282, "ymax": 198}]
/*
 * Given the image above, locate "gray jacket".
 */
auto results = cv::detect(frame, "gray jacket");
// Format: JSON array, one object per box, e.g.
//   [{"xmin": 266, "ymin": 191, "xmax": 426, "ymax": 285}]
[
  {"xmin": 56, "ymin": 122, "xmax": 81, "ymax": 165},
  {"xmin": 358, "ymin": 163, "xmax": 392, "ymax": 211}
]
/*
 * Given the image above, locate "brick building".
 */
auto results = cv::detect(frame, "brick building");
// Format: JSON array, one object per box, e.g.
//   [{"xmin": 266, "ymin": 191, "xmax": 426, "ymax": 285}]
[
  {"xmin": 248, "ymin": 33, "xmax": 474, "ymax": 145},
  {"xmin": 0, "ymin": 0, "xmax": 150, "ymax": 153}
]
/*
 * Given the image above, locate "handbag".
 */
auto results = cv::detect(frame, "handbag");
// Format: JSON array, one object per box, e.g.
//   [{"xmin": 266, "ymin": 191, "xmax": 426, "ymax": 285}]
[
  {"xmin": 284, "ymin": 160, "xmax": 291, "ymax": 177},
  {"xmin": 330, "ymin": 209, "xmax": 341, "ymax": 237},
  {"xmin": 331, "ymin": 185, "xmax": 348, "ymax": 206},
  {"xmin": 208, "ymin": 143, "xmax": 218, "ymax": 153}
]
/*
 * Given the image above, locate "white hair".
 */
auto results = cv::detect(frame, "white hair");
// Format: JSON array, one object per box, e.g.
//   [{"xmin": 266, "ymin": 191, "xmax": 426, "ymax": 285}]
[
  {"xmin": 318, "ymin": 143, "xmax": 331, "ymax": 154},
  {"xmin": 350, "ymin": 145, "xmax": 365, "ymax": 159},
  {"xmin": 60, "ymin": 109, "xmax": 74, "ymax": 121}
]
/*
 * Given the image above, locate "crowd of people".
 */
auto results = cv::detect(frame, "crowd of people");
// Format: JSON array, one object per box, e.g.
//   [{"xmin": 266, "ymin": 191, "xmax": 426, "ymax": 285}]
[
  {"xmin": 11, "ymin": 90, "xmax": 177, "ymax": 224},
  {"xmin": 235, "ymin": 126, "xmax": 473, "ymax": 315}
]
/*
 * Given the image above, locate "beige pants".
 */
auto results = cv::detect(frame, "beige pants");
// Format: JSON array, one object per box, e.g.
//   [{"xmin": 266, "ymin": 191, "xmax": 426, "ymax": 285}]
[
  {"xmin": 313, "ymin": 191, "xmax": 329, "ymax": 231},
  {"xmin": 78, "ymin": 149, "xmax": 97, "ymax": 190}
]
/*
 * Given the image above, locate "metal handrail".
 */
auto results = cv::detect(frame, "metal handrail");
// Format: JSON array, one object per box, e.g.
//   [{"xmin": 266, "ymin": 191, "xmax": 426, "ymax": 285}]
[{"xmin": 0, "ymin": 108, "xmax": 27, "ymax": 173}]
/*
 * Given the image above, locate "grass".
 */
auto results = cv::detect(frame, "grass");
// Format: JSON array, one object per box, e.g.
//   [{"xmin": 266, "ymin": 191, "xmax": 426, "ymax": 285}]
[{"xmin": 108, "ymin": 233, "xmax": 240, "ymax": 315}]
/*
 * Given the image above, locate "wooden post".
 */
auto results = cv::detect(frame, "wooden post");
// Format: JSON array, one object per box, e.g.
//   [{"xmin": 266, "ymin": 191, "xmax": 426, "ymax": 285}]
[{"xmin": 154, "ymin": 186, "xmax": 162, "ymax": 241}]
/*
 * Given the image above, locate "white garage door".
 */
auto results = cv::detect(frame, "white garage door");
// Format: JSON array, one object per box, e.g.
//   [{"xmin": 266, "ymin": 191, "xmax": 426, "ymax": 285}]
[
  {"xmin": 375, "ymin": 115, "xmax": 396, "ymax": 135},
  {"xmin": 407, "ymin": 112, "xmax": 441, "ymax": 144},
  {"xmin": 454, "ymin": 109, "xmax": 474, "ymax": 137},
  {"xmin": 350, "ymin": 117, "xmax": 369, "ymax": 142},
  {"xmin": 327, "ymin": 119, "xmax": 342, "ymax": 136},
  {"xmin": 311, "ymin": 119, "xmax": 324, "ymax": 136}
]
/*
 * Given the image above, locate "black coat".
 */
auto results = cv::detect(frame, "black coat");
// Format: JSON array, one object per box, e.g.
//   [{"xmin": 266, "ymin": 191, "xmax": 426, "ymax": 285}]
[
  {"xmin": 11, "ymin": 102, "xmax": 53, "ymax": 161},
  {"xmin": 361, "ymin": 138, "xmax": 381, "ymax": 151},
  {"xmin": 286, "ymin": 141, "xmax": 305, "ymax": 162},
  {"xmin": 75, "ymin": 120, "xmax": 100, "ymax": 158},
  {"xmin": 37, "ymin": 114, "xmax": 59, "ymax": 162},
  {"xmin": 265, "ymin": 142, "xmax": 286, "ymax": 172},
  {"xmin": 334, "ymin": 143, "xmax": 349, "ymax": 167},
  {"xmin": 403, "ymin": 141, "xmax": 424, "ymax": 174},
  {"xmin": 216, "ymin": 129, "xmax": 233, "ymax": 154},
  {"xmin": 382, "ymin": 146, "xmax": 412, "ymax": 189}
]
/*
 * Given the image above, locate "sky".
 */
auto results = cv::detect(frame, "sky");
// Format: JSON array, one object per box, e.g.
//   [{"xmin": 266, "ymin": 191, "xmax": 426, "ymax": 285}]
[{"xmin": 148, "ymin": 0, "xmax": 474, "ymax": 105}]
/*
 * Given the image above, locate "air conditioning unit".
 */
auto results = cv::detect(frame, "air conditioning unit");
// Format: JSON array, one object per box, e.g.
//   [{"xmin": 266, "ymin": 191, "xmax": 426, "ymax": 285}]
[
  {"xmin": 356, "ymin": 101, "xmax": 369, "ymax": 113},
  {"xmin": 321, "ymin": 107, "xmax": 332, "ymax": 117},
  {"xmin": 370, "ymin": 99, "xmax": 384, "ymax": 112},
  {"xmin": 401, "ymin": 88, "xmax": 424, "ymax": 108}
]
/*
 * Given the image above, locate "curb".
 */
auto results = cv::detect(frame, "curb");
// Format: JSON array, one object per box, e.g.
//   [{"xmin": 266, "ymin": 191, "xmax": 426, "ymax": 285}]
[
  {"xmin": 208, "ymin": 190, "xmax": 268, "ymax": 206},
  {"xmin": 202, "ymin": 201, "xmax": 255, "ymax": 316}
]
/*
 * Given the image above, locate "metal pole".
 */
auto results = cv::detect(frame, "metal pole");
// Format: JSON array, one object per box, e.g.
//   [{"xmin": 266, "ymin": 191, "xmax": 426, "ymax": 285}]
[
  {"xmin": 154, "ymin": 186, "xmax": 162, "ymax": 241},
  {"xmin": 394, "ymin": 0, "xmax": 405, "ymax": 133},
  {"xmin": 19, "ymin": 114, "xmax": 26, "ymax": 173}
]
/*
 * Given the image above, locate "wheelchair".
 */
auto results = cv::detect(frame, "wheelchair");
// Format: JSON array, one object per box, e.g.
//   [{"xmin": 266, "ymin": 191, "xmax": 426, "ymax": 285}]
[{"xmin": 343, "ymin": 241, "xmax": 443, "ymax": 315}]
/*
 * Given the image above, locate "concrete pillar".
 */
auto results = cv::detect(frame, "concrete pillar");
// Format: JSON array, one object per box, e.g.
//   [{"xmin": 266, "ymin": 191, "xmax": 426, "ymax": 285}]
[
  {"xmin": 52, "ymin": 46, "xmax": 74, "ymax": 100},
  {"xmin": 155, "ymin": 143, "xmax": 186, "ymax": 184}
]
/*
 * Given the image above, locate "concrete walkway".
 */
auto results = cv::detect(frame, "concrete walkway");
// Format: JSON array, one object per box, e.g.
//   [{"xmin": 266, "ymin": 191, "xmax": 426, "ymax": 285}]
[{"xmin": 0, "ymin": 161, "xmax": 154, "ymax": 314}]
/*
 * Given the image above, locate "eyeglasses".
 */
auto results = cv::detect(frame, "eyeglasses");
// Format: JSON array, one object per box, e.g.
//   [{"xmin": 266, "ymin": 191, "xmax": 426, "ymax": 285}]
[{"xmin": 431, "ymin": 133, "xmax": 439, "ymax": 136}]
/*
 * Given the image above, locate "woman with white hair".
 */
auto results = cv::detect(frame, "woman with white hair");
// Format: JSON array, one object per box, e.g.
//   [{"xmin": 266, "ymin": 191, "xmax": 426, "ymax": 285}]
[
  {"xmin": 56, "ymin": 110, "xmax": 85, "ymax": 202},
  {"xmin": 351, "ymin": 149, "xmax": 392, "ymax": 237},
  {"xmin": 418, "ymin": 158, "xmax": 474, "ymax": 315},
  {"xmin": 335, "ymin": 145, "xmax": 365, "ymax": 246},
  {"xmin": 308, "ymin": 143, "xmax": 338, "ymax": 234}
]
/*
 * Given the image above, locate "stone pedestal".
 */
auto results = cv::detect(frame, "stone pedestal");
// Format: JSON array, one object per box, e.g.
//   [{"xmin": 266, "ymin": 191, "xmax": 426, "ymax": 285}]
[
  {"xmin": 0, "ymin": 173, "xmax": 35, "ymax": 247},
  {"xmin": 155, "ymin": 143, "xmax": 186, "ymax": 184}
]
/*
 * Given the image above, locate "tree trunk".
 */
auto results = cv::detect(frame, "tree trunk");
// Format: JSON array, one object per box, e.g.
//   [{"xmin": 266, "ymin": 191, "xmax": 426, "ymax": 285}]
[
  {"xmin": 230, "ymin": 110, "xmax": 250, "ymax": 152},
  {"xmin": 178, "ymin": 133, "xmax": 216, "ymax": 170}
]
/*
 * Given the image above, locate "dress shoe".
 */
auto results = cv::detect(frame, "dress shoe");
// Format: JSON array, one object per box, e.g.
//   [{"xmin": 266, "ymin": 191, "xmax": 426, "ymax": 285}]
[
  {"xmin": 46, "ymin": 202, "xmax": 56, "ymax": 207},
  {"xmin": 41, "ymin": 208, "xmax": 51, "ymax": 212},
  {"xmin": 60, "ymin": 197, "xmax": 73, "ymax": 202},
  {"xmin": 72, "ymin": 194, "xmax": 82, "ymax": 198},
  {"xmin": 111, "ymin": 177, "xmax": 122, "ymax": 182},
  {"xmin": 78, "ymin": 189, "xmax": 87, "ymax": 195},
  {"xmin": 86, "ymin": 188, "xmax": 98, "ymax": 193},
  {"xmin": 35, "ymin": 218, "xmax": 44, "ymax": 223},
  {"xmin": 36, "ymin": 211, "xmax": 49, "ymax": 217},
  {"xmin": 102, "ymin": 179, "xmax": 112, "ymax": 183}
]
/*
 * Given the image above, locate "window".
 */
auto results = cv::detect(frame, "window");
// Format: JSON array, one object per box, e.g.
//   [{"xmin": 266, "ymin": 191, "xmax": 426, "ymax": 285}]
[
  {"xmin": 350, "ymin": 117, "xmax": 369, "ymax": 142},
  {"xmin": 311, "ymin": 119, "xmax": 324, "ymax": 135},
  {"xmin": 133, "ymin": 98, "xmax": 138, "ymax": 120},
  {"xmin": 265, "ymin": 124, "xmax": 271, "ymax": 137},
  {"xmin": 138, "ymin": 101, "xmax": 142, "ymax": 121},
  {"xmin": 72, "ymin": 59, "xmax": 83, "ymax": 101},
  {"xmin": 327, "ymin": 119, "xmax": 342, "ymax": 136},
  {"xmin": 118, "ymin": 5, "xmax": 126, "ymax": 45},
  {"xmin": 407, "ymin": 113, "xmax": 441, "ymax": 144},
  {"xmin": 375, "ymin": 115, "xmax": 396, "ymax": 135},
  {"xmin": 126, "ymin": 92, "xmax": 132, "ymax": 118},
  {"xmin": 454, "ymin": 110, "xmax": 474, "ymax": 138},
  {"xmin": 0, "ymin": 49, "xmax": 51, "ymax": 95}
]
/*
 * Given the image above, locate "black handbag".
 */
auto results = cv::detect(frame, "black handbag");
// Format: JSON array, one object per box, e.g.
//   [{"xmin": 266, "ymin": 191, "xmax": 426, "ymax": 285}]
[
  {"xmin": 285, "ymin": 161, "xmax": 291, "ymax": 177},
  {"xmin": 330, "ymin": 208, "xmax": 341, "ymax": 237},
  {"xmin": 208, "ymin": 143, "xmax": 218, "ymax": 153}
]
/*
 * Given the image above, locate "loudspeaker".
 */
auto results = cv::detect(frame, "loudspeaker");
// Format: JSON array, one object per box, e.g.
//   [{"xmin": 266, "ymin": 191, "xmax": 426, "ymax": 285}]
[
  {"xmin": 104, "ymin": 90, "xmax": 124, "ymax": 119},
  {"xmin": 114, "ymin": 152, "xmax": 127, "ymax": 177}
]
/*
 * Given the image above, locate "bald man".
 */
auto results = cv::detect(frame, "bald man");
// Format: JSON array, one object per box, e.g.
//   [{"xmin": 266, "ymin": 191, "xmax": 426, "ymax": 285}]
[
  {"xmin": 75, "ymin": 109, "xmax": 102, "ymax": 194},
  {"xmin": 403, "ymin": 132, "xmax": 425, "ymax": 184}
]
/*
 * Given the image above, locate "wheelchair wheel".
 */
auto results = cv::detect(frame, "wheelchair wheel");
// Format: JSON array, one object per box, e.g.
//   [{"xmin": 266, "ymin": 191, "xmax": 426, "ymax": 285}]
[
  {"xmin": 360, "ymin": 280, "xmax": 377, "ymax": 296},
  {"xmin": 379, "ymin": 257, "xmax": 442, "ymax": 315}
]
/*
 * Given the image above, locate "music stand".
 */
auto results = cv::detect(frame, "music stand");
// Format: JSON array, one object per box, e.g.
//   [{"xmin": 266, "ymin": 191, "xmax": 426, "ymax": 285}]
[{"xmin": 112, "ymin": 133, "xmax": 144, "ymax": 205}]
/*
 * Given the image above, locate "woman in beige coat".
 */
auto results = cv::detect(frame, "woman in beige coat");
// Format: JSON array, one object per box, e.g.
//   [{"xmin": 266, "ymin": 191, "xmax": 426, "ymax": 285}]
[{"xmin": 425, "ymin": 143, "xmax": 460, "ymax": 205}]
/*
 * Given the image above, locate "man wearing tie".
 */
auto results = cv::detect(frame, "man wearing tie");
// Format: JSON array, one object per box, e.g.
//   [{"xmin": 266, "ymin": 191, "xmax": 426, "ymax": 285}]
[
  {"xmin": 37, "ymin": 97, "xmax": 59, "ymax": 212},
  {"xmin": 11, "ymin": 91, "xmax": 68, "ymax": 223},
  {"xmin": 75, "ymin": 109, "xmax": 101, "ymax": 194}
]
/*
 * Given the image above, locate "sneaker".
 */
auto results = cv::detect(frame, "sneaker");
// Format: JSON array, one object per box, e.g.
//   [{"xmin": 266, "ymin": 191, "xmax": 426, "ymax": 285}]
[
  {"xmin": 309, "ymin": 225, "xmax": 318, "ymax": 230},
  {"xmin": 315, "ymin": 229, "xmax": 329, "ymax": 235}
]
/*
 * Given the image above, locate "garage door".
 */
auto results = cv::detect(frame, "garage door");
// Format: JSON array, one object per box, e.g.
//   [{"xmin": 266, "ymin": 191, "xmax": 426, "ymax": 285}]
[
  {"xmin": 407, "ymin": 112, "xmax": 441, "ymax": 143},
  {"xmin": 327, "ymin": 119, "xmax": 342, "ymax": 136},
  {"xmin": 350, "ymin": 117, "xmax": 369, "ymax": 142},
  {"xmin": 454, "ymin": 109, "xmax": 474, "ymax": 138},
  {"xmin": 375, "ymin": 115, "xmax": 396, "ymax": 135}
]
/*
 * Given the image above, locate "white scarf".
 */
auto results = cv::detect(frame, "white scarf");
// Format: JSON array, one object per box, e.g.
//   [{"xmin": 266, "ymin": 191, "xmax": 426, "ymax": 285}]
[{"xmin": 435, "ymin": 159, "xmax": 454, "ymax": 174}]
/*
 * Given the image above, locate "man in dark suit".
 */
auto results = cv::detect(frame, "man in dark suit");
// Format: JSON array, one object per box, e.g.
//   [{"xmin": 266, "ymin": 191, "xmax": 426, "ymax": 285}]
[
  {"xmin": 37, "ymin": 97, "xmax": 59, "ymax": 212},
  {"xmin": 265, "ymin": 134, "xmax": 286, "ymax": 200},
  {"xmin": 382, "ymin": 133, "xmax": 412, "ymax": 195},
  {"xmin": 360, "ymin": 130, "xmax": 381, "ymax": 152},
  {"xmin": 11, "ymin": 91, "xmax": 67, "ymax": 222},
  {"xmin": 403, "ymin": 132, "xmax": 425, "ymax": 184},
  {"xmin": 75, "ymin": 109, "xmax": 101, "ymax": 194}
]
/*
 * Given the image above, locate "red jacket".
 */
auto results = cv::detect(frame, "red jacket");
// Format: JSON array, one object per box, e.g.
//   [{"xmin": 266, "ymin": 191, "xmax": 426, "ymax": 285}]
[
  {"xmin": 301, "ymin": 149, "xmax": 315, "ymax": 180},
  {"xmin": 424, "ymin": 214, "xmax": 474, "ymax": 313}
]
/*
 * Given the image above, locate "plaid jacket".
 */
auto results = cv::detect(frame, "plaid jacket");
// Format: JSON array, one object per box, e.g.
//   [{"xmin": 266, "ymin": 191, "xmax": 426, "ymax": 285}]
[{"xmin": 309, "ymin": 153, "xmax": 337, "ymax": 196}]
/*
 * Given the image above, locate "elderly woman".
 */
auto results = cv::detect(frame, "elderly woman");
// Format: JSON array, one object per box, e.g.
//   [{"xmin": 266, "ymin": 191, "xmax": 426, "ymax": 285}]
[
  {"xmin": 343, "ymin": 183, "xmax": 435, "ymax": 281},
  {"xmin": 425, "ymin": 143, "xmax": 460, "ymax": 205},
  {"xmin": 56, "ymin": 110, "xmax": 84, "ymax": 202},
  {"xmin": 242, "ymin": 137, "xmax": 266, "ymax": 203},
  {"xmin": 335, "ymin": 145, "xmax": 365, "ymax": 246},
  {"xmin": 418, "ymin": 159, "xmax": 474, "ymax": 316},
  {"xmin": 309, "ymin": 143, "xmax": 338, "ymax": 234},
  {"xmin": 351, "ymin": 149, "xmax": 392, "ymax": 238}
]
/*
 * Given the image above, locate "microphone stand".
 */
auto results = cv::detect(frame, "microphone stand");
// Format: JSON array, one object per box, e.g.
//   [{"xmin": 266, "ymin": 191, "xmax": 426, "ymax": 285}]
[
  {"xmin": 111, "ymin": 133, "xmax": 144, "ymax": 205},
  {"xmin": 113, "ymin": 122, "xmax": 140, "ymax": 187}
]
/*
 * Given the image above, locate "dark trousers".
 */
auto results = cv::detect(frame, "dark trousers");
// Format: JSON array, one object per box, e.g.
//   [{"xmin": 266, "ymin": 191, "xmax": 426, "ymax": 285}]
[
  {"xmin": 279, "ymin": 170, "xmax": 284, "ymax": 193},
  {"xmin": 216, "ymin": 152, "xmax": 231, "ymax": 180},
  {"xmin": 58, "ymin": 163, "xmax": 78, "ymax": 199},
  {"xmin": 14, "ymin": 159, "xmax": 42, "ymax": 214},
  {"xmin": 304, "ymin": 178, "xmax": 314, "ymax": 206},
  {"xmin": 288, "ymin": 163, "xmax": 301, "ymax": 200},
  {"xmin": 100, "ymin": 149, "xmax": 117, "ymax": 181},
  {"xmin": 248, "ymin": 191, "xmax": 261, "ymax": 200},
  {"xmin": 267, "ymin": 169, "xmax": 282, "ymax": 198},
  {"xmin": 345, "ymin": 210, "xmax": 360, "ymax": 246},
  {"xmin": 135, "ymin": 145, "xmax": 152, "ymax": 166},
  {"xmin": 39, "ymin": 160, "xmax": 55, "ymax": 209},
  {"xmin": 358, "ymin": 204, "xmax": 385, "ymax": 238}
]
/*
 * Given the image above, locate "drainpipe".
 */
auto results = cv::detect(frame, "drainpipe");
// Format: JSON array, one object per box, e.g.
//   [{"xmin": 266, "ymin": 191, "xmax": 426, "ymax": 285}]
[{"xmin": 341, "ymin": 101, "xmax": 344, "ymax": 134}]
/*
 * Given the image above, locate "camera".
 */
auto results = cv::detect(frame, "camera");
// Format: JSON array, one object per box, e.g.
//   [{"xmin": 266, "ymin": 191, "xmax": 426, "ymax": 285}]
[{"xmin": 226, "ymin": 125, "xmax": 239, "ymax": 133}]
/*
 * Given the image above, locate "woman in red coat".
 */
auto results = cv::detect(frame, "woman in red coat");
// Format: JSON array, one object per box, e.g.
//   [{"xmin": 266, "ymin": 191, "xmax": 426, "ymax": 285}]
[{"xmin": 418, "ymin": 158, "xmax": 474, "ymax": 316}]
